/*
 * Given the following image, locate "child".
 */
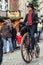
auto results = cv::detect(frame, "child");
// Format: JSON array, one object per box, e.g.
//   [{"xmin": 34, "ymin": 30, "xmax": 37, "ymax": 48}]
[{"xmin": 16, "ymin": 32, "xmax": 22, "ymax": 48}]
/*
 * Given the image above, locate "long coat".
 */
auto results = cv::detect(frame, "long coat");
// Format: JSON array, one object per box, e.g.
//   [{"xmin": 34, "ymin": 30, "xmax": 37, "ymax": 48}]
[
  {"xmin": 1, "ymin": 22, "xmax": 12, "ymax": 39},
  {"xmin": 23, "ymin": 12, "xmax": 38, "ymax": 24},
  {"xmin": 21, "ymin": 12, "xmax": 38, "ymax": 36}
]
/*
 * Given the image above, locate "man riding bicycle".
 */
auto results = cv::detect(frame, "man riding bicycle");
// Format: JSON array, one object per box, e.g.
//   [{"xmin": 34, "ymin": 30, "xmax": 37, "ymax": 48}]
[{"xmin": 20, "ymin": 3, "xmax": 38, "ymax": 56}]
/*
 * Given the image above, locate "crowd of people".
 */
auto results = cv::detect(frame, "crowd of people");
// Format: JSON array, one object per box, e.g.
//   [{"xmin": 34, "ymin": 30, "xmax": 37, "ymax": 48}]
[
  {"xmin": 0, "ymin": 19, "xmax": 23, "ymax": 65},
  {"xmin": 0, "ymin": 19, "xmax": 22, "ymax": 54}
]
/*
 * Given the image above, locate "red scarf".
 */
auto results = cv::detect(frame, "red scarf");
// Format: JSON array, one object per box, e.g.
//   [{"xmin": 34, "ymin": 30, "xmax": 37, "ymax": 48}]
[{"xmin": 27, "ymin": 10, "xmax": 33, "ymax": 26}]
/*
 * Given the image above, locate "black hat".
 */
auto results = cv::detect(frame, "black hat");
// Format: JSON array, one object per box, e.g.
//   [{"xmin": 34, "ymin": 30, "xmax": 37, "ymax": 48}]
[{"xmin": 27, "ymin": 3, "xmax": 34, "ymax": 9}]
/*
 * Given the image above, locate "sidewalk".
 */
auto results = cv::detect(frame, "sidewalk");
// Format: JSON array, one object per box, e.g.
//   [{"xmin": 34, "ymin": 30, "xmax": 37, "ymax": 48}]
[{"xmin": 1, "ymin": 41, "xmax": 43, "ymax": 65}]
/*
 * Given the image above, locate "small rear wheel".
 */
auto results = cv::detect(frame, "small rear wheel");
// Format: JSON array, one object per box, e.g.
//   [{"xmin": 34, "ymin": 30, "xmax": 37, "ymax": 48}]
[{"xmin": 35, "ymin": 44, "xmax": 40, "ymax": 58}]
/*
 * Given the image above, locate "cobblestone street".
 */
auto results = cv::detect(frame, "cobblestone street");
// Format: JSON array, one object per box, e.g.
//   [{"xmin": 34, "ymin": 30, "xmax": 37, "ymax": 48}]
[{"xmin": 1, "ymin": 41, "xmax": 43, "ymax": 65}]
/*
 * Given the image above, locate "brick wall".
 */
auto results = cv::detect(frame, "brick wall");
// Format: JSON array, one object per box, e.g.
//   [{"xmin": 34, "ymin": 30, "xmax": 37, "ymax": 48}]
[{"xmin": 10, "ymin": 0, "xmax": 19, "ymax": 10}]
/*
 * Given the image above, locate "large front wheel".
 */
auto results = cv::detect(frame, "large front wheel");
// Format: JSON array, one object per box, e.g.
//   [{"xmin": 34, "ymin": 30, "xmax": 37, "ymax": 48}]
[{"xmin": 21, "ymin": 33, "xmax": 32, "ymax": 63}]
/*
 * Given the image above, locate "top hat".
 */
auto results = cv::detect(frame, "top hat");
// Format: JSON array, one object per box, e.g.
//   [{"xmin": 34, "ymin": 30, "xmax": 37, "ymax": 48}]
[{"xmin": 27, "ymin": 3, "xmax": 34, "ymax": 9}]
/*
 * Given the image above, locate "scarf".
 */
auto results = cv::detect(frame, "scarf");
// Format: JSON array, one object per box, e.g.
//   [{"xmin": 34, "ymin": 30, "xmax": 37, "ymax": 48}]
[{"xmin": 27, "ymin": 10, "xmax": 33, "ymax": 26}]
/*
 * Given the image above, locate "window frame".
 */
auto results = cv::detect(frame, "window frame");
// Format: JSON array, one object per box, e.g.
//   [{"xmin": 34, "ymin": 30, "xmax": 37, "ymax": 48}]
[{"xmin": 0, "ymin": 0, "xmax": 9, "ymax": 11}]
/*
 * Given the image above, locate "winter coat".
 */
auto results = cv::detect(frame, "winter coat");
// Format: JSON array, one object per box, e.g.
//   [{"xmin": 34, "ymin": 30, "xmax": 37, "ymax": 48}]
[
  {"xmin": 1, "ymin": 22, "xmax": 12, "ymax": 39},
  {"xmin": 16, "ymin": 35, "xmax": 22, "ymax": 45},
  {"xmin": 12, "ymin": 27, "xmax": 17, "ymax": 40},
  {"xmin": 0, "ymin": 35, "xmax": 3, "ymax": 64},
  {"xmin": 23, "ymin": 12, "xmax": 38, "ymax": 25}
]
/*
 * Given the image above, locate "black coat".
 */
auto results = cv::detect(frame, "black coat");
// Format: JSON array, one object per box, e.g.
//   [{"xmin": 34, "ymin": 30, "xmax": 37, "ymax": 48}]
[
  {"xmin": 20, "ymin": 12, "xmax": 38, "ymax": 36},
  {"xmin": 12, "ymin": 27, "xmax": 17, "ymax": 40},
  {"xmin": 23, "ymin": 12, "xmax": 38, "ymax": 25},
  {"xmin": 19, "ymin": 12, "xmax": 38, "ymax": 31},
  {"xmin": 0, "ymin": 35, "xmax": 3, "ymax": 65}
]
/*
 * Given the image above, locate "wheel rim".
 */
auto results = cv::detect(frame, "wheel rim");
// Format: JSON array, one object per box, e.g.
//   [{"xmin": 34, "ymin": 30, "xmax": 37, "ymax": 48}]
[
  {"xmin": 21, "ymin": 34, "xmax": 32, "ymax": 62},
  {"xmin": 22, "ymin": 43, "xmax": 32, "ymax": 61},
  {"xmin": 21, "ymin": 33, "xmax": 32, "ymax": 63}
]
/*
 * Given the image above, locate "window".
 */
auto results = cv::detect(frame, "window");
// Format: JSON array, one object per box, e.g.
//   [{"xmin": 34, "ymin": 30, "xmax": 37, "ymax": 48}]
[
  {"xmin": 0, "ymin": 0, "xmax": 8, "ymax": 11},
  {"xmin": 5, "ymin": 0, "xmax": 8, "ymax": 2}
]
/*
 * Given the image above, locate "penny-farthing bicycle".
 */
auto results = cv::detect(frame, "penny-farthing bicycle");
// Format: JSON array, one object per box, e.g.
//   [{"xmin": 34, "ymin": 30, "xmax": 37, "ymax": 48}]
[{"xmin": 21, "ymin": 31, "xmax": 40, "ymax": 63}]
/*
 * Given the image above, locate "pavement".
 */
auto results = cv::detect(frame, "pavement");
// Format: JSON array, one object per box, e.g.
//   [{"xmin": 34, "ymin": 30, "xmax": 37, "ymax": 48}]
[{"xmin": 1, "ymin": 41, "xmax": 43, "ymax": 65}]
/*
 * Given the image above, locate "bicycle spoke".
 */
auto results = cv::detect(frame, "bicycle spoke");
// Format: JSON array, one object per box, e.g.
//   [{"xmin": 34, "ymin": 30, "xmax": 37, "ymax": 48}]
[{"xmin": 21, "ymin": 33, "xmax": 32, "ymax": 63}]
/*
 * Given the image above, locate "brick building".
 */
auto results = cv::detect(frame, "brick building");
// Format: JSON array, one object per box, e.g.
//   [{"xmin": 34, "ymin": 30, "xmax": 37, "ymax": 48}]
[
  {"xmin": 0, "ymin": 0, "xmax": 19, "ymax": 11},
  {"xmin": 0, "ymin": 0, "xmax": 43, "ymax": 18}
]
